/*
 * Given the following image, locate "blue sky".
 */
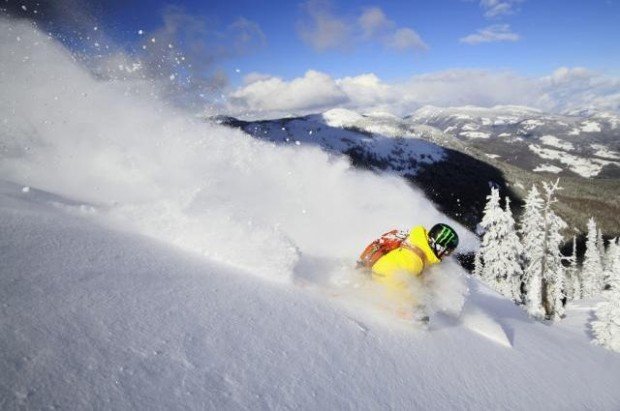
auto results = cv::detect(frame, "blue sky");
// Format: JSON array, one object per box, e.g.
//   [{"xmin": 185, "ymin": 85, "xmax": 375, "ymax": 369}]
[
  {"xmin": 6, "ymin": 0, "xmax": 619, "ymax": 116},
  {"xmin": 95, "ymin": 0, "xmax": 620, "ymax": 83}
]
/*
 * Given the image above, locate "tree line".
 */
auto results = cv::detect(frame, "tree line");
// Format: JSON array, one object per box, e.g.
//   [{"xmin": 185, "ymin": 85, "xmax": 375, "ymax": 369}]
[{"xmin": 474, "ymin": 180, "xmax": 620, "ymax": 352}]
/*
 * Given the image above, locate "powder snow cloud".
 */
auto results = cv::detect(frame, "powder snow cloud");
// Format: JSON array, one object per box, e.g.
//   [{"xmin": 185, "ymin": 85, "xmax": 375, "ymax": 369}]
[{"xmin": 227, "ymin": 67, "xmax": 620, "ymax": 118}]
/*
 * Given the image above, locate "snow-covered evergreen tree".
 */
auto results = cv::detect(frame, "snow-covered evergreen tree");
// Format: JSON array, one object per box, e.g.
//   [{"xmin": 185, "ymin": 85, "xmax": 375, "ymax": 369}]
[
  {"xmin": 475, "ymin": 188, "xmax": 504, "ymax": 289},
  {"xmin": 565, "ymin": 236, "xmax": 581, "ymax": 301},
  {"xmin": 592, "ymin": 238, "xmax": 620, "ymax": 352},
  {"xmin": 501, "ymin": 197, "xmax": 524, "ymax": 302},
  {"xmin": 520, "ymin": 185, "xmax": 545, "ymax": 318},
  {"xmin": 474, "ymin": 188, "xmax": 523, "ymax": 301},
  {"xmin": 608, "ymin": 239, "xmax": 620, "ymax": 284},
  {"xmin": 539, "ymin": 181, "xmax": 567, "ymax": 320},
  {"xmin": 603, "ymin": 238, "xmax": 616, "ymax": 288},
  {"xmin": 597, "ymin": 229, "xmax": 606, "ymax": 270},
  {"xmin": 519, "ymin": 181, "xmax": 567, "ymax": 320},
  {"xmin": 582, "ymin": 218, "xmax": 604, "ymax": 298}
]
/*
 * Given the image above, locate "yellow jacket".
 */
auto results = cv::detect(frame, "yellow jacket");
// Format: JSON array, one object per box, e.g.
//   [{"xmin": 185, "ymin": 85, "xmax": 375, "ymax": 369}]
[{"xmin": 371, "ymin": 226, "xmax": 440, "ymax": 297}]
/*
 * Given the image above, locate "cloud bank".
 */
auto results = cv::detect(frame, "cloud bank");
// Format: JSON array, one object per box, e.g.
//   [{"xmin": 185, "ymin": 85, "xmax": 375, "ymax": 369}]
[{"xmin": 227, "ymin": 67, "xmax": 620, "ymax": 118}]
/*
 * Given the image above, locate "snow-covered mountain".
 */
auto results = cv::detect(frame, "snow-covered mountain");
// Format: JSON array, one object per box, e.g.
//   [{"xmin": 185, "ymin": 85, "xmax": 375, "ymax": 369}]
[
  {"xmin": 213, "ymin": 107, "xmax": 620, "ymax": 235},
  {"xmin": 213, "ymin": 109, "xmax": 445, "ymax": 178},
  {"xmin": 225, "ymin": 105, "xmax": 620, "ymax": 180},
  {"xmin": 409, "ymin": 105, "xmax": 620, "ymax": 179}
]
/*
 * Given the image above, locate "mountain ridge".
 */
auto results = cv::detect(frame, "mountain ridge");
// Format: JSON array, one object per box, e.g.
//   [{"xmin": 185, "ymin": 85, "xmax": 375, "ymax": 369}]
[{"xmin": 210, "ymin": 105, "xmax": 620, "ymax": 236}]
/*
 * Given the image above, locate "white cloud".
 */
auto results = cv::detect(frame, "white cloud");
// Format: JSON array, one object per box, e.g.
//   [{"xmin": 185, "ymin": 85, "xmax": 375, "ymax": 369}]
[
  {"xmin": 229, "ymin": 70, "xmax": 348, "ymax": 113},
  {"xmin": 228, "ymin": 17, "xmax": 267, "ymax": 53},
  {"xmin": 298, "ymin": 1, "xmax": 427, "ymax": 53},
  {"xmin": 460, "ymin": 24, "xmax": 520, "ymax": 44},
  {"xmin": 544, "ymin": 67, "xmax": 592, "ymax": 85},
  {"xmin": 227, "ymin": 67, "xmax": 620, "ymax": 118},
  {"xmin": 242, "ymin": 72, "xmax": 274, "ymax": 85},
  {"xmin": 540, "ymin": 67, "xmax": 620, "ymax": 112},
  {"xmin": 338, "ymin": 73, "xmax": 394, "ymax": 107},
  {"xmin": 479, "ymin": 0, "xmax": 523, "ymax": 17},
  {"xmin": 387, "ymin": 28, "xmax": 429, "ymax": 51},
  {"xmin": 297, "ymin": 0, "xmax": 352, "ymax": 51},
  {"xmin": 358, "ymin": 7, "xmax": 393, "ymax": 39}
]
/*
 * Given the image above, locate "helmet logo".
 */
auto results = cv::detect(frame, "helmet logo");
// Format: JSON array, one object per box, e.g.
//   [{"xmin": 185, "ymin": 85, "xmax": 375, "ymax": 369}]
[{"xmin": 435, "ymin": 226, "xmax": 456, "ymax": 246}]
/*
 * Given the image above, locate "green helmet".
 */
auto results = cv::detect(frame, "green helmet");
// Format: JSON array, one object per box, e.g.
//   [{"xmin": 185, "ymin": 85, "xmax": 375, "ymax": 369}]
[{"xmin": 428, "ymin": 223, "xmax": 459, "ymax": 259}]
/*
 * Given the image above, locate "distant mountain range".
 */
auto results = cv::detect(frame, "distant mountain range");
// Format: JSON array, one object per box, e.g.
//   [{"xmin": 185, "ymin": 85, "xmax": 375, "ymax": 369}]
[
  {"xmin": 209, "ymin": 105, "xmax": 620, "ymax": 237},
  {"xmin": 408, "ymin": 105, "xmax": 620, "ymax": 179}
]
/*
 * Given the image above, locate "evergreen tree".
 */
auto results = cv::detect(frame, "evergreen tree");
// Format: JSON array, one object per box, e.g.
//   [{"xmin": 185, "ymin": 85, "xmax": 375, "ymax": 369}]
[
  {"xmin": 565, "ymin": 236, "xmax": 581, "ymax": 301},
  {"xmin": 582, "ymin": 218, "xmax": 604, "ymax": 298},
  {"xmin": 520, "ymin": 185, "xmax": 546, "ymax": 318},
  {"xmin": 474, "ymin": 188, "xmax": 522, "ymax": 301},
  {"xmin": 475, "ymin": 188, "xmax": 504, "ymax": 289},
  {"xmin": 603, "ymin": 238, "xmax": 616, "ymax": 288},
  {"xmin": 597, "ymin": 229, "xmax": 606, "ymax": 270},
  {"xmin": 592, "ymin": 239, "xmax": 620, "ymax": 352},
  {"xmin": 502, "ymin": 196, "xmax": 524, "ymax": 302},
  {"xmin": 539, "ymin": 181, "xmax": 567, "ymax": 320}
]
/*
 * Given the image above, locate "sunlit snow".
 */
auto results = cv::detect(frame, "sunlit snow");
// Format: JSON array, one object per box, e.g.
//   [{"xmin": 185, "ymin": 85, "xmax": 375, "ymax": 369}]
[
  {"xmin": 540, "ymin": 135, "xmax": 574, "ymax": 151},
  {"xmin": 528, "ymin": 144, "xmax": 615, "ymax": 177}
]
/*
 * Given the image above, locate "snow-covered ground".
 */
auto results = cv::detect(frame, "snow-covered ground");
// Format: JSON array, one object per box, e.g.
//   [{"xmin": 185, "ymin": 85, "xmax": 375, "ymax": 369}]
[
  {"xmin": 2, "ymin": 18, "xmax": 620, "ymax": 410},
  {"xmin": 3, "ymin": 182, "xmax": 620, "ymax": 410},
  {"xmin": 533, "ymin": 164, "xmax": 563, "ymax": 174},
  {"xmin": 540, "ymin": 135, "xmax": 575, "ymax": 151},
  {"xmin": 528, "ymin": 144, "xmax": 613, "ymax": 178},
  {"xmin": 581, "ymin": 120, "xmax": 602, "ymax": 133},
  {"xmin": 592, "ymin": 144, "xmax": 620, "ymax": 160}
]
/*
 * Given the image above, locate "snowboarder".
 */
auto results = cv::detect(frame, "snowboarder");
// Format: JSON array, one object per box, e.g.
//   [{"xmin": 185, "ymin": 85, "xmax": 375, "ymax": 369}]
[{"xmin": 358, "ymin": 223, "xmax": 459, "ymax": 317}]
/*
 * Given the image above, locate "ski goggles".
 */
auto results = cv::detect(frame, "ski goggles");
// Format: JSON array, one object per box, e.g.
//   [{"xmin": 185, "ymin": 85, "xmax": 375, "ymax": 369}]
[{"xmin": 430, "ymin": 239, "xmax": 455, "ymax": 259}]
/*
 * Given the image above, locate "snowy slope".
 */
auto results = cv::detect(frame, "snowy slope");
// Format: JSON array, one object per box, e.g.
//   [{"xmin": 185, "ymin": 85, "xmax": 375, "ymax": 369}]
[{"xmin": 3, "ymin": 182, "xmax": 620, "ymax": 410}]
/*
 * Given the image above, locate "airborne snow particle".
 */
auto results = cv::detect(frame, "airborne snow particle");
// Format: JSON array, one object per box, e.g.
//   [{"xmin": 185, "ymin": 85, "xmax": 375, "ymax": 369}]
[
  {"xmin": 22, "ymin": 187, "xmax": 30, "ymax": 193},
  {"xmin": 169, "ymin": 74, "xmax": 175, "ymax": 81},
  {"xmin": 138, "ymin": 30, "xmax": 144, "ymax": 35},
  {"xmin": 21, "ymin": 5, "xmax": 27, "ymax": 11}
]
